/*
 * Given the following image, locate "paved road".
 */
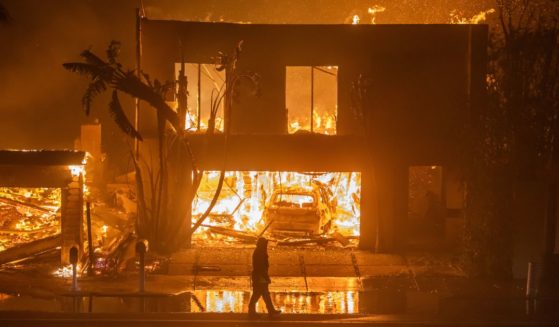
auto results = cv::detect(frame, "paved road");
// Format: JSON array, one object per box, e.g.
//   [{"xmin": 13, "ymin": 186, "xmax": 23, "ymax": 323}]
[{"xmin": 1, "ymin": 312, "xmax": 559, "ymax": 327}]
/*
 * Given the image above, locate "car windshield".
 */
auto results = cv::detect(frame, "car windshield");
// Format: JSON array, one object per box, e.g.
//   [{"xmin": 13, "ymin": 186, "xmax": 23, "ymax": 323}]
[{"xmin": 273, "ymin": 193, "xmax": 315, "ymax": 208}]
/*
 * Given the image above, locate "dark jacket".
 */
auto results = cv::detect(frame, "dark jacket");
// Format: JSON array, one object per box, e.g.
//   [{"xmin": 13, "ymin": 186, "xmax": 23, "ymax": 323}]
[{"xmin": 252, "ymin": 238, "xmax": 271, "ymax": 284}]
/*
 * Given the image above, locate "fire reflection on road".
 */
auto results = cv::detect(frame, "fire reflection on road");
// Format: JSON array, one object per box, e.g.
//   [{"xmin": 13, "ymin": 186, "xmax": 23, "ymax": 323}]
[{"xmin": 191, "ymin": 290, "xmax": 358, "ymax": 314}]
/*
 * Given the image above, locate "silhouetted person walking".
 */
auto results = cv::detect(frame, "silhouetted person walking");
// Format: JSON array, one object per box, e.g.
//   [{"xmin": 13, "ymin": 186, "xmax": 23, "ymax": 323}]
[{"xmin": 248, "ymin": 237, "xmax": 281, "ymax": 318}]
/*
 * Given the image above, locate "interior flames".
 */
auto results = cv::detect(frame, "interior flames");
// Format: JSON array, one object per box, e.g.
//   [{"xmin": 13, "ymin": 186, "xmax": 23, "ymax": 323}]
[
  {"xmin": 0, "ymin": 187, "xmax": 61, "ymax": 252},
  {"xmin": 192, "ymin": 171, "xmax": 361, "ymax": 245}
]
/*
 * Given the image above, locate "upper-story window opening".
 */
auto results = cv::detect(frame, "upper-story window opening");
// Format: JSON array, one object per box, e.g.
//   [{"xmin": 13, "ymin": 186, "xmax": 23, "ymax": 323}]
[
  {"xmin": 286, "ymin": 66, "xmax": 338, "ymax": 135},
  {"xmin": 174, "ymin": 63, "xmax": 226, "ymax": 132}
]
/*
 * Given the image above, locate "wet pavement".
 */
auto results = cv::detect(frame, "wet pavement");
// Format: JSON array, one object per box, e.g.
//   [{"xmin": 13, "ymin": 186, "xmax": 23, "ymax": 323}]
[
  {"xmin": 168, "ymin": 247, "xmax": 461, "ymax": 278},
  {"xmin": 0, "ymin": 284, "xmax": 558, "ymax": 317},
  {"xmin": 0, "ymin": 249, "xmax": 558, "ymax": 325}
]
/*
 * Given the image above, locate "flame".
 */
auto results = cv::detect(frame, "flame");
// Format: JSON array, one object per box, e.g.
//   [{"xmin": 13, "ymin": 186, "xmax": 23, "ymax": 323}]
[
  {"xmin": 68, "ymin": 165, "xmax": 84, "ymax": 177},
  {"xmin": 185, "ymin": 110, "xmax": 194, "ymax": 130},
  {"xmin": 184, "ymin": 109, "xmax": 220, "ymax": 132},
  {"xmin": 352, "ymin": 15, "xmax": 360, "ymax": 25},
  {"xmin": 68, "ymin": 162, "xmax": 89, "ymax": 197},
  {"xmin": 450, "ymin": 8, "xmax": 495, "ymax": 24},
  {"xmin": 53, "ymin": 264, "xmax": 81, "ymax": 278},
  {"xmin": 289, "ymin": 111, "xmax": 337, "ymax": 135},
  {"xmin": 0, "ymin": 187, "xmax": 61, "ymax": 252},
  {"xmin": 367, "ymin": 5, "xmax": 385, "ymax": 24},
  {"xmin": 192, "ymin": 171, "xmax": 361, "ymax": 242}
]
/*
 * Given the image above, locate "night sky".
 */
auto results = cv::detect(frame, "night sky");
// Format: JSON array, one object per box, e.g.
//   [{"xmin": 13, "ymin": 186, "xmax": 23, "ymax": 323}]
[{"xmin": 0, "ymin": 0, "xmax": 493, "ymax": 160}]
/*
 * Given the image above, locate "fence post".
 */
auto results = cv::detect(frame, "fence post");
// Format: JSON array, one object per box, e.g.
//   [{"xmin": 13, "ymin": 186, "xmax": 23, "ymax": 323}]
[
  {"xmin": 69, "ymin": 246, "xmax": 79, "ymax": 292},
  {"xmin": 526, "ymin": 261, "xmax": 535, "ymax": 299},
  {"xmin": 136, "ymin": 239, "xmax": 149, "ymax": 293}
]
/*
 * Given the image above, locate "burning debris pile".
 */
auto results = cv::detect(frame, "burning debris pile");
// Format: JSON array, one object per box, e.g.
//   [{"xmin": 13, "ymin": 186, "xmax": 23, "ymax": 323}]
[
  {"xmin": 193, "ymin": 171, "xmax": 361, "ymax": 247},
  {"xmin": 0, "ymin": 187, "xmax": 61, "ymax": 252}
]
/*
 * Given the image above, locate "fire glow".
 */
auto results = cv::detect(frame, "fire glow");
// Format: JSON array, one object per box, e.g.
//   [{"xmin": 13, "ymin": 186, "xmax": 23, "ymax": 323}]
[
  {"xmin": 0, "ymin": 187, "xmax": 61, "ymax": 252},
  {"xmin": 190, "ymin": 290, "xmax": 359, "ymax": 314},
  {"xmin": 192, "ymin": 171, "xmax": 361, "ymax": 244}
]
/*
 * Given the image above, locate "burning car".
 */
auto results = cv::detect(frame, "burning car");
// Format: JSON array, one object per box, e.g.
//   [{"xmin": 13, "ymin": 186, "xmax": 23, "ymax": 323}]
[{"xmin": 264, "ymin": 185, "xmax": 333, "ymax": 236}]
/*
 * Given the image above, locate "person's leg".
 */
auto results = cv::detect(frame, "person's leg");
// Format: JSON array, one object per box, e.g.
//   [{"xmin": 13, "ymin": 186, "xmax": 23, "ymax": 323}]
[
  {"xmin": 261, "ymin": 284, "xmax": 278, "ymax": 313},
  {"xmin": 248, "ymin": 286, "xmax": 262, "ymax": 314}
]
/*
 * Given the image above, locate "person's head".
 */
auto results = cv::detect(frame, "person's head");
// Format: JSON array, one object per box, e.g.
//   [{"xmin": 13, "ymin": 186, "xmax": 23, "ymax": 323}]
[{"xmin": 256, "ymin": 237, "xmax": 268, "ymax": 249}]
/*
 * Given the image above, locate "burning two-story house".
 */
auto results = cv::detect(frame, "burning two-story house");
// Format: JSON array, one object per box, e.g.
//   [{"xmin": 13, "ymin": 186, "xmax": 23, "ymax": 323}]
[{"xmin": 136, "ymin": 19, "xmax": 487, "ymax": 252}]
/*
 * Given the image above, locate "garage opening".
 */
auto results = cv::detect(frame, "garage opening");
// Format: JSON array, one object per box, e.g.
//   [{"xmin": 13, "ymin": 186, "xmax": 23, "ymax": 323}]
[{"xmin": 192, "ymin": 171, "xmax": 360, "ymax": 247}]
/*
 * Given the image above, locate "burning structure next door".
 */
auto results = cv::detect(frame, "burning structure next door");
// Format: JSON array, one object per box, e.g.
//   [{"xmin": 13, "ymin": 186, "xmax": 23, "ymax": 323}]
[
  {"xmin": 139, "ymin": 21, "xmax": 487, "ymax": 251},
  {"xmin": 0, "ymin": 150, "xmax": 86, "ymax": 264}
]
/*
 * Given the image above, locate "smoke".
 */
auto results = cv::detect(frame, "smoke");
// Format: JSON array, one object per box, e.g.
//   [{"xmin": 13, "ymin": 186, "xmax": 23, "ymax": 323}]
[
  {"xmin": 0, "ymin": 0, "xmax": 137, "ymax": 152},
  {"xmin": 0, "ymin": 0, "xmax": 495, "ymax": 153},
  {"xmin": 142, "ymin": 0, "xmax": 494, "ymax": 24}
]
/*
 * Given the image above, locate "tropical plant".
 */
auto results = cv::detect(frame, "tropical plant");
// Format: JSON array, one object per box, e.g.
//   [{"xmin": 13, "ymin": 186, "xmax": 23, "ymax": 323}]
[
  {"xmin": 64, "ymin": 40, "xmax": 258, "ymax": 253},
  {"xmin": 462, "ymin": 0, "xmax": 559, "ymax": 279}
]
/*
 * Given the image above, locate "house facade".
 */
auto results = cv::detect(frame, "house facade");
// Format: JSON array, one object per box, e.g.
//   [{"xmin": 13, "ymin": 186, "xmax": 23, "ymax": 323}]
[{"xmin": 139, "ymin": 20, "xmax": 487, "ymax": 251}]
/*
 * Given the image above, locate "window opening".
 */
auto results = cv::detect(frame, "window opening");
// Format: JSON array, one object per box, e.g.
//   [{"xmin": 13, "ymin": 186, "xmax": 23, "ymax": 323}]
[{"xmin": 286, "ymin": 66, "xmax": 338, "ymax": 135}]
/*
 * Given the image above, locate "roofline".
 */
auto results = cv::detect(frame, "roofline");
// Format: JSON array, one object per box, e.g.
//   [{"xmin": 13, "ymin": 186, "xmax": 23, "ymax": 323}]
[{"xmin": 0, "ymin": 150, "xmax": 87, "ymax": 166}]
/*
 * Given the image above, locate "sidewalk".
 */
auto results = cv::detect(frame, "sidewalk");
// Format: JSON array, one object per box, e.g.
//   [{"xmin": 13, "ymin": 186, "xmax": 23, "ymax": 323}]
[
  {"xmin": 0, "ymin": 249, "xmax": 543, "ymax": 317},
  {"xmin": 169, "ymin": 247, "xmax": 464, "ymax": 277}
]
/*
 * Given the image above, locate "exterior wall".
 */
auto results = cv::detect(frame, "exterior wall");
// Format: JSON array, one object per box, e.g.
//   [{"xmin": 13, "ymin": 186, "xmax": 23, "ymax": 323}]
[
  {"xmin": 0, "ymin": 165, "xmax": 75, "ymax": 188},
  {"xmin": 78, "ymin": 124, "xmax": 102, "ymax": 160},
  {"xmin": 444, "ymin": 167, "xmax": 466, "ymax": 248}
]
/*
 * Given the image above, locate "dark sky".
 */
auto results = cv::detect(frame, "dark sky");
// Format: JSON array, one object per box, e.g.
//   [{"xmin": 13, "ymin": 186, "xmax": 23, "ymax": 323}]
[{"xmin": 0, "ymin": 0, "xmax": 494, "ymax": 154}]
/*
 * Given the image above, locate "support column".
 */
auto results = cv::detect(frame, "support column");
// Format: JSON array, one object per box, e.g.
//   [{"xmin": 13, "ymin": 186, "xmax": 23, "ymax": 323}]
[
  {"xmin": 392, "ymin": 164, "xmax": 409, "ymax": 250},
  {"xmin": 61, "ymin": 174, "xmax": 84, "ymax": 264},
  {"xmin": 184, "ymin": 165, "xmax": 193, "ymax": 248},
  {"xmin": 359, "ymin": 168, "xmax": 379, "ymax": 251},
  {"xmin": 371, "ymin": 162, "xmax": 407, "ymax": 252},
  {"xmin": 376, "ymin": 164, "xmax": 394, "ymax": 252}
]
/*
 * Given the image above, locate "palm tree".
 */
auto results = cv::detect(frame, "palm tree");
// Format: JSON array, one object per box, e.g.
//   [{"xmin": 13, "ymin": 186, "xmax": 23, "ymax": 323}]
[
  {"xmin": 64, "ymin": 41, "xmax": 187, "ymax": 253},
  {"xmin": 64, "ymin": 41, "xmax": 258, "ymax": 253}
]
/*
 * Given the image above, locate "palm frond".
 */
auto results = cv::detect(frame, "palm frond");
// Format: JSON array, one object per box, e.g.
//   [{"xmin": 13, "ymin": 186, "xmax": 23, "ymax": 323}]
[
  {"xmin": 113, "ymin": 71, "xmax": 180, "ymax": 130},
  {"xmin": 109, "ymin": 90, "xmax": 143, "ymax": 141},
  {"xmin": 141, "ymin": 71, "xmax": 152, "ymax": 87},
  {"xmin": 80, "ymin": 50, "xmax": 121, "ymax": 82},
  {"xmin": 82, "ymin": 78, "xmax": 107, "ymax": 115},
  {"xmin": 106, "ymin": 41, "xmax": 121, "ymax": 65},
  {"xmin": 80, "ymin": 49, "xmax": 107, "ymax": 67},
  {"xmin": 153, "ymin": 79, "xmax": 175, "ymax": 97},
  {"xmin": 63, "ymin": 62, "xmax": 106, "ymax": 78}
]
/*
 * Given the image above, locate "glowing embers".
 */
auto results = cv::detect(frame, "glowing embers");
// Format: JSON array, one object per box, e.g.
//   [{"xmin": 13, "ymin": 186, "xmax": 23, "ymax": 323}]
[
  {"xmin": 174, "ymin": 63, "xmax": 226, "ymax": 132},
  {"xmin": 0, "ymin": 187, "xmax": 61, "ymax": 252},
  {"xmin": 286, "ymin": 66, "xmax": 338, "ymax": 135},
  {"xmin": 192, "ymin": 171, "xmax": 360, "ymax": 245}
]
